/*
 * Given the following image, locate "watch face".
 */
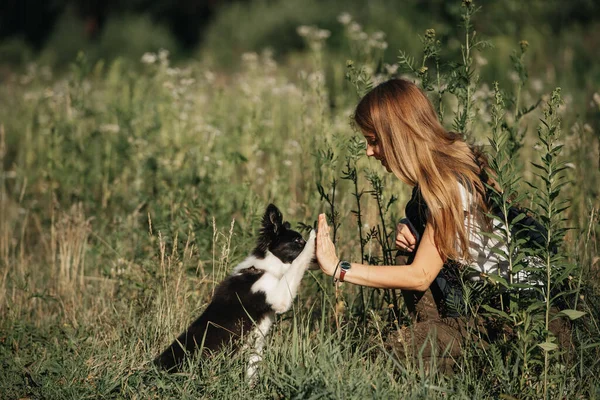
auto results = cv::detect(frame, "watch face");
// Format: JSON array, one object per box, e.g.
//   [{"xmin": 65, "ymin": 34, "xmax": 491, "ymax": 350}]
[{"xmin": 340, "ymin": 261, "xmax": 351, "ymax": 270}]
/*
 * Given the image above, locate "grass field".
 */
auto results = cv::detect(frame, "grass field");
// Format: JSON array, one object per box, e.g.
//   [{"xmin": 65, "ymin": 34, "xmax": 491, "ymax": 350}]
[{"xmin": 1, "ymin": 1, "xmax": 600, "ymax": 398}]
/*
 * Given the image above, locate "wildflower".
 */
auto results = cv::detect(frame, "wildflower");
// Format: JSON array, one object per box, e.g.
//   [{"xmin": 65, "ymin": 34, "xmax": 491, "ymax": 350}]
[
  {"xmin": 475, "ymin": 54, "xmax": 488, "ymax": 66},
  {"xmin": 317, "ymin": 29, "xmax": 331, "ymax": 40},
  {"xmin": 519, "ymin": 40, "xmax": 529, "ymax": 52},
  {"xmin": 141, "ymin": 52, "xmax": 157, "ymax": 64},
  {"xmin": 287, "ymin": 139, "xmax": 300, "ymax": 149},
  {"xmin": 372, "ymin": 31, "xmax": 386, "ymax": 41},
  {"xmin": 241, "ymin": 52, "xmax": 259, "ymax": 63},
  {"xmin": 593, "ymin": 92, "xmax": 600, "ymax": 106},
  {"xmin": 584, "ymin": 123, "xmax": 593, "ymax": 133},
  {"xmin": 166, "ymin": 67, "xmax": 180, "ymax": 76},
  {"xmin": 425, "ymin": 29, "xmax": 436, "ymax": 40},
  {"xmin": 99, "ymin": 124, "xmax": 120, "ymax": 133},
  {"xmin": 531, "ymin": 79, "xmax": 543, "ymax": 93},
  {"xmin": 385, "ymin": 63, "xmax": 399, "ymax": 75},
  {"xmin": 180, "ymin": 78, "xmax": 195, "ymax": 87},
  {"xmin": 418, "ymin": 66, "xmax": 428, "ymax": 75},
  {"xmin": 337, "ymin": 12, "xmax": 352, "ymax": 25},
  {"xmin": 204, "ymin": 70, "xmax": 215, "ymax": 84},
  {"xmin": 256, "ymin": 167, "xmax": 265, "ymax": 175},
  {"xmin": 158, "ymin": 49, "xmax": 170, "ymax": 62},
  {"xmin": 349, "ymin": 22, "xmax": 362, "ymax": 34},
  {"xmin": 296, "ymin": 25, "xmax": 311, "ymax": 37},
  {"xmin": 283, "ymin": 160, "xmax": 292, "ymax": 167}
]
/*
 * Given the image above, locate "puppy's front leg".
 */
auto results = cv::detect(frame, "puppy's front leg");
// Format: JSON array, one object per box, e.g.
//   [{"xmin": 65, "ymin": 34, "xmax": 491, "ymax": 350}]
[{"xmin": 267, "ymin": 230, "xmax": 315, "ymax": 314}]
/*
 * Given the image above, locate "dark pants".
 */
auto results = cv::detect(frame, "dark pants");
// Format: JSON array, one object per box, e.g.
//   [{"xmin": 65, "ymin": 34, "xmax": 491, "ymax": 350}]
[{"xmin": 386, "ymin": 286, "xmax": 572, "ymax": 374}]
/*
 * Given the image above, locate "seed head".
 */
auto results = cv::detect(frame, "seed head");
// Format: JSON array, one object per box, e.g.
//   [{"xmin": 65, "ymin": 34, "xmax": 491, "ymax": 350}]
[{"xmin": 519, "ymin": 40, "xmax": 529, "ymax": 53}]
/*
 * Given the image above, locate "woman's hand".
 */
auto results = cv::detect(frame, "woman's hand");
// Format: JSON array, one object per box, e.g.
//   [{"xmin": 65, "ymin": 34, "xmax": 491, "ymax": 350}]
[
  {"xmin": 316, "ymin": 214, "xmax": 340, "ymax": 277},
  {"xmin": 395, "ymin": 221, "xmax": 416, "ymax": 252}
]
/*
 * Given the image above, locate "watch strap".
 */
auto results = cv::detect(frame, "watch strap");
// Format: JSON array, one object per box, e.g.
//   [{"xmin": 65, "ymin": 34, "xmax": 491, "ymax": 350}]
[{"xmin": 339, "ymin": 268, "xmax": 347, "ymax": 282}]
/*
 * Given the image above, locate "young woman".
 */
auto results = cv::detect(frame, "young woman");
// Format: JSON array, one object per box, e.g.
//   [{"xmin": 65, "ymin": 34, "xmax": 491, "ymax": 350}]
[{"xmin": 315, "ymin": 78, "xmax": 510, "ymax": 367}]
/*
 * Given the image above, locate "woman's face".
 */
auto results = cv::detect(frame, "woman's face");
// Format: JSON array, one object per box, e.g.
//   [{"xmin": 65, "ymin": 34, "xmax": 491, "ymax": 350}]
[{"xmin": 364, "ymin": 132, "xmax": 391, "ymax": 172}]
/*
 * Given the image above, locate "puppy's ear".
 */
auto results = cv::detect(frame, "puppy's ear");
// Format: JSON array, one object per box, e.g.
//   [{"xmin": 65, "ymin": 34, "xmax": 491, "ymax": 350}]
[
  {"xmin": 255, "ymin": 204, "xmax": 282, "ymax": 257},
  {"xmin": 263, "ymin": 204, "xmax": 283, "ymax": 234},
  {"xmin": 283, "ymin": 221, "xmax": 291, "ymax": 229}
]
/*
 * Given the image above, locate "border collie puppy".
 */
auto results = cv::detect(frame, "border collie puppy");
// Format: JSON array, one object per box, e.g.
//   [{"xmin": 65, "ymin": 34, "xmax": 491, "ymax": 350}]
[{"xmin": 154, "ymin": 204, "xmax": 315, "ymax": 378}]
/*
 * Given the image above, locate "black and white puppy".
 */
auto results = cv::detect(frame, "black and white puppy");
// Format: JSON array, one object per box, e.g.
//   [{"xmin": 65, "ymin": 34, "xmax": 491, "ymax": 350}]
[{"xmin": 154, "ymin": 204, "xmax": 315, "ymax": 378}]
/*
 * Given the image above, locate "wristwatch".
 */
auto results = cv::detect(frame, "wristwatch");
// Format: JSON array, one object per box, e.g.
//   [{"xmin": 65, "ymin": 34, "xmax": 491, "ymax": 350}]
[{"xmin": 339, "ymin": 261, "xmax": 352, "ymax": 282}]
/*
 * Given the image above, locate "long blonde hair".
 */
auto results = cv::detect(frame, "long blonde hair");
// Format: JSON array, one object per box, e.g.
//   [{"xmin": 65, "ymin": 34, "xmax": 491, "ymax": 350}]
[{"xmin": 354, "ymin": 79, "xmax": 488, "ymax": 262}]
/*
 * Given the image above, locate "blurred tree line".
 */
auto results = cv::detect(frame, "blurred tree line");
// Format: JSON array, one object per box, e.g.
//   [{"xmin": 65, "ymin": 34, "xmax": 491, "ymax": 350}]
[
  {"xmin": 1, "ymin": 0, "xmax": 598, "ymax": 54},
  {"xmin": 0, "ymin": 0, "xmax": 242, "ymax": 50}
]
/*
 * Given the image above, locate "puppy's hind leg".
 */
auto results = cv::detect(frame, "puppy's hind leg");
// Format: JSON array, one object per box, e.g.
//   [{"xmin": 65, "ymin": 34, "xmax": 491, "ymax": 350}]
[{"xmin": 267, "ymin": 230, "xmax": 316, "ymax": 314}]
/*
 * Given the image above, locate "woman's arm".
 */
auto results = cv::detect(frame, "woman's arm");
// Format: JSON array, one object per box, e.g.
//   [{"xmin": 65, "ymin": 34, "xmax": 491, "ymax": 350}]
[{"xmin": 316, "ymin": 213, "xmax": 444, "ymax": 291}]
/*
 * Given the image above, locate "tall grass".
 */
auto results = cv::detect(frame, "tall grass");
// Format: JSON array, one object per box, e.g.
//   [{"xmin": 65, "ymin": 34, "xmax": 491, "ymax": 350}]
[{"xmin": 0, "ymin": 1, "xmax": 599, "ymax": 398}]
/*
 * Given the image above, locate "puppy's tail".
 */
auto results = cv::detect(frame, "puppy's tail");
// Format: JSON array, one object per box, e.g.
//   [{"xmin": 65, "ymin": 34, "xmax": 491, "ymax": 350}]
[{"xmin": 154, "ymin": 337, "xmax": 188, "ymax": 372}]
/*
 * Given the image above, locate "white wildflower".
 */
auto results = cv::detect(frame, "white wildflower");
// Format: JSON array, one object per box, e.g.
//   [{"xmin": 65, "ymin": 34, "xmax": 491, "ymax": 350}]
[
  {"xmin": 372, "ymin": 31, "xmax": 385, "ymax": 41},
  {"xmin": 256, "ymin": 167, "xmax": 265, "ymax": 175},
  {"xmin": 474, "ymin": 54, "xmax": 488, "ymax": 66},
  {"xmin": 385, "ymin": 63, "xmax": 399, "ymax": 75},
  {"xmin": 242, "ymin": 52, "xmax": 258, "ymax": 62},
  {"xmin": 317, "ymin": 29, "xmax": 331, "ymax": 40},
  {"xmin": 283, "ymin": 160, "xmax": 292, "ymax": 167},
  {"xmin": 593, "ymin": 92, "xmax": 600, "ymax": 106},
  {"xmin": 204, "ymin": 70, "xmax": 215, "ymax": 84},
  {"xmin": 99, "ymin": 124, "xmax": 120, "ymax": 133},
  {"xmin": 531, "ymin": 79, "xmax": 543, "ymax": 93},
  {"xmin": 166, "ymin": 67, "xmax": 179, "ymax": 76},
  {"xmin": 141, "ymin": 52, "xmax": 157, "ymax": 64},
  {"xmin": 337, "ymin": 12, "xmax": 352, "ymax": 25},
  {"xmin": 180, "ymin": 78, "xmax": 195, "ymax": 87},
  {"xmin": 349, "ymin": 22, "xmax": 362, "ymax": 34},
  {"xmin": 158, "ymin": 49, "xmax": 170, "ymax": 62},
  {"xmin": 296, "ymin": 25, "xmax": 312, "ymax": 37}
]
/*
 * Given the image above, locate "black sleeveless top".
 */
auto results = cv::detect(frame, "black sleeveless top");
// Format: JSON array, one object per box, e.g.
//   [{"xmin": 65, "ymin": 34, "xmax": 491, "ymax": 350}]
[{"xmin": 403, "ymin": 186, "xmax": 465, "ymax": 318}]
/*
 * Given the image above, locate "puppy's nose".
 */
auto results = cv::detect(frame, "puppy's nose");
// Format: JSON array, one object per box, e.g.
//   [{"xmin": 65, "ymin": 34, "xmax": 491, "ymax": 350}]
[{"xmin": 299, "ymin": 238, "xmax": 306, "ymax": 246}]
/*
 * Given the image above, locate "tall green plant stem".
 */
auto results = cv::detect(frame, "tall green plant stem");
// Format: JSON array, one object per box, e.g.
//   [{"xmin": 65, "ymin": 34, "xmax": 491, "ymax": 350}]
[{"xmin": 533, "ymin": 88, "xmax": 565, "ymax": 399}]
